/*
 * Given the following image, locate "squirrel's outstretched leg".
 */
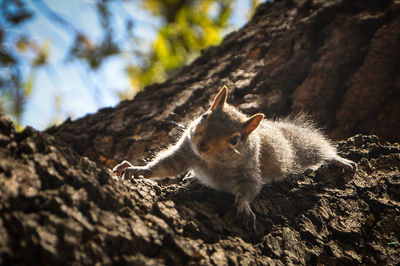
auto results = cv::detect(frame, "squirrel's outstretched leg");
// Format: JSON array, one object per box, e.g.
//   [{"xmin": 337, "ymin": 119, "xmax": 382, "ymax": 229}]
[{"xmin": 113, "ymin": 135, "xmax": 194, "ymax": 180}]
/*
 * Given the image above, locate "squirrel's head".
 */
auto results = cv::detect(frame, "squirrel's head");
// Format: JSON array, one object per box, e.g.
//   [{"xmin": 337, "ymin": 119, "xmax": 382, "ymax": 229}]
[{"xmin": 190, "ymin": 85, "xmax": 264, "ymax": 163}]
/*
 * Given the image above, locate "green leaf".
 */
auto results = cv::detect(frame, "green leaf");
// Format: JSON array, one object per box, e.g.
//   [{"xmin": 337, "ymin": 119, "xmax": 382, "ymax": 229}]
[{"xmin": 24, "ymin": 70, "xmax": 35, "ymax": 98}]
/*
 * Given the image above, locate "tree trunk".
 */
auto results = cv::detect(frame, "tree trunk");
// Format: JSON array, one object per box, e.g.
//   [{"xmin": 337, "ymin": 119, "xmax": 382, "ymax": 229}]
[
  {"xmin": 1, "ymin": 0, "xmax": 400, "ymax": 265},
  {"xmin": 47, "ymin": 0, "xmax": 400, "ymax": 168}
]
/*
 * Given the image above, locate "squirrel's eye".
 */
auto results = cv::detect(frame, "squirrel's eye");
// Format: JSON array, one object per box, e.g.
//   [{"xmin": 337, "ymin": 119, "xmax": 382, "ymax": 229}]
[
  {"xmin": 201, "ymin": 113, "xmax": 208, "ymax": 120},
  {"xmin": 229, "ymin": 135, "xmax": 240, "ymax": 146}
]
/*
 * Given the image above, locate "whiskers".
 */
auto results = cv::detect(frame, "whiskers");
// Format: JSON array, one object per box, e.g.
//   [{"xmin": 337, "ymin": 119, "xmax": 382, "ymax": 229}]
[{"xmin": 231, "ymin": 148, "xmax": 241, "ymax": 155}]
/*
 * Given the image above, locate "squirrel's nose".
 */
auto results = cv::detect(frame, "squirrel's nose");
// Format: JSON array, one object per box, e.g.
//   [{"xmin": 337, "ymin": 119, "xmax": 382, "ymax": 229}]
[{"xmin": 199, "ymin": 141, "xmax": 209, "ymax": 152}]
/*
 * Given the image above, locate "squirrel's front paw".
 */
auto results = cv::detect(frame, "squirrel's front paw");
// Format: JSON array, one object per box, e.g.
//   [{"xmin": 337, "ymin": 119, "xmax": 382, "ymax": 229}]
[
  {"xmin": 235, "ymin": 198, "xmax": 256, "ymax": 231},
  {"xmin": 122, "ymin": 166, "xmax": 151, "ymax": 180},
  {"xmin": 112, "ymin": 160, "xmax": 133, "ymax": 176}
]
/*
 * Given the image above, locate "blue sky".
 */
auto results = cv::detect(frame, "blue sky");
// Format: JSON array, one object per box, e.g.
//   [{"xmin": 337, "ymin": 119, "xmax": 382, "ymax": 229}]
[{"xmin": 4, "ymin": 0, "xmax": 256, "ymax": 130}]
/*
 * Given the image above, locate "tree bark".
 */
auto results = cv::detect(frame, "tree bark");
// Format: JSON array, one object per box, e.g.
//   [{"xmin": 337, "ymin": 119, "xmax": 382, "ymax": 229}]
[{"xmin": 1, "ymin": 0, "xmax": 400, "ymax": 265}]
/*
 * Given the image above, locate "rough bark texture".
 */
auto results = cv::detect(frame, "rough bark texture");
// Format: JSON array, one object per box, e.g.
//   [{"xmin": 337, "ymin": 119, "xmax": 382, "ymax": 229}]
[
  {"xmin": 2, "ymin": 116, "xmax": 400, "ymax": 265},
  {"xmin": 46, "ymin": 0, "xmax": 400, "ymax": 168},
  {"xmin": 1, "ymin": 0, "xmax": 400, "ymax": 265}
]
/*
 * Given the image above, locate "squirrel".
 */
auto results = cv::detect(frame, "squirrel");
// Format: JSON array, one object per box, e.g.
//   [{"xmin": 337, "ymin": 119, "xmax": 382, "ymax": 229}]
[{"xmin": 113, "ymin": 86, "xmax": 357, "ymax": 230}]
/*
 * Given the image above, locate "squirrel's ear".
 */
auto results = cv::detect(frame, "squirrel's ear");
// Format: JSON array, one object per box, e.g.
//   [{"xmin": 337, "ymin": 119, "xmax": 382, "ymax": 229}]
[
  {"xmin": 243, "ymin": 113, "xmax": 264, "ymax": 136},
  {"xmin": 211, "ymin": 85, "xmax": 228, "ymax": 110}
]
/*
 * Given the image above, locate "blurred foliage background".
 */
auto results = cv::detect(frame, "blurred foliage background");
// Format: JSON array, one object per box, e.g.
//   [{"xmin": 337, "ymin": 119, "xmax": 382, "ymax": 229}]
[{"xmin": 0, "ymin": 0, "xmax": 261, "ymax": 130}]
